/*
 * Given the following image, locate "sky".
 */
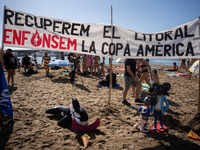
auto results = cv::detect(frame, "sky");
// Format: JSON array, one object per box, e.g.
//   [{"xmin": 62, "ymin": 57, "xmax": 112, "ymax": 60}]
[{"xmin": 1, "ymin": 0, "xmax": 200, "ymax": 49}]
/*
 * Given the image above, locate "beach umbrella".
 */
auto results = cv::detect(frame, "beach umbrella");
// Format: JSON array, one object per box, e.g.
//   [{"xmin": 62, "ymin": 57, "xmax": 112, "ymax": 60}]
[
  {"xmin": 47, "ymin": 60, "xmax": 69, "ymax": 66},
  {"xmin": 28, "ymin": 55, "xmax": 36, "ymax": 61}
]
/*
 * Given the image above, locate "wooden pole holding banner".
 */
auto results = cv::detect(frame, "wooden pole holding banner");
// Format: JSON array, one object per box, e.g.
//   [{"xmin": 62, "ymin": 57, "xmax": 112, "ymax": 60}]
[
  {"xmin": 198, "ymin": 58, "xmax": 200, "ymax": 113},
  {"xmin": 108, "ymin": 6, "xmax": 113, "ymax": 110},
  {"xmin": 0, "ymin": 5, "xmax": 6, "ymax": 67}
]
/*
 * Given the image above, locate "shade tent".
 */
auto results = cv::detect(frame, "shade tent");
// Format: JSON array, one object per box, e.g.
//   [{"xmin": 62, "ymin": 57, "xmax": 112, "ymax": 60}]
[
  {"xmin": 47, "ymin": 60, "xmax": 69, "ymax": 66},
  {"xmin": 28, "ymin": 55, "xmax": 36, "ymax": 61},
  {"xmin": 0, "ymin": 6, "xmax": 200, "ymax": 113}
]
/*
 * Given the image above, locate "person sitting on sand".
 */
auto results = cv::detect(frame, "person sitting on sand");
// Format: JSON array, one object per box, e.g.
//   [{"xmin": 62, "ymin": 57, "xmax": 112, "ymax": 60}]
[
  {"xmin": 164, "ymin": 62, "xmax": 178, "ymax": 71},
  {"xmin": 98, "ymin": 68, "xmax": 116, "ymax": 87},
  {"xmin": 93, "ymin": 55, "xmax": 100, "ymax": 76},
  {"xmin": 172, "ymin": 62, "xmax": 178, "ymax": 71}
]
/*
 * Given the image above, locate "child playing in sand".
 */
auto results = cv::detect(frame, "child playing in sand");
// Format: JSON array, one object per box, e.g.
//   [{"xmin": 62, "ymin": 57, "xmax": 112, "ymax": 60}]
[
  {"xmin": 93, "ymin": 55, "xmax": 100, "ymax": 76},
  {"xmin": 131, "ymin": 97, "xmax": 151, "ymax": 132}
]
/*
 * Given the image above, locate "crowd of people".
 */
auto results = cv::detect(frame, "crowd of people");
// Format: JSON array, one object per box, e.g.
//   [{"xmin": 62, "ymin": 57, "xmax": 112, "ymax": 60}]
[
  {"xmin": 2, "ymin": 48, "xmax": 198, "ymax": 88},
  {"xmin": 67, "ymin": 53, "xmax": 106, "ymax": 84},
  {"xmin": 122, "ymin": 58, "xmax": 155, "ymax": 105}
]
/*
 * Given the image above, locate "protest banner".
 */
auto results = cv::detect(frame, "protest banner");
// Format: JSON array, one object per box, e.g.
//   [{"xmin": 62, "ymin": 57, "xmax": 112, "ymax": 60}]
[{"xmin": 2, "ymin": 6, "xmax": 200, "ymax": 59}]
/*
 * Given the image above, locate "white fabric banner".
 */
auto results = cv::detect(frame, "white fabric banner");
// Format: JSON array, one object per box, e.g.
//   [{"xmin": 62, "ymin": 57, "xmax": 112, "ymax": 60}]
[{"xmin": 3, "ymin": 7, "xmax": 200, "ymax": 58}]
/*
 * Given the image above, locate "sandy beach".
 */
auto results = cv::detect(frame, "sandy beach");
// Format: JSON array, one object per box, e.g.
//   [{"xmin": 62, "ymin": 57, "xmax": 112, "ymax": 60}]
[{"xmin": 1, "ymin": 64, "xmax": 200, "ymax": 149}]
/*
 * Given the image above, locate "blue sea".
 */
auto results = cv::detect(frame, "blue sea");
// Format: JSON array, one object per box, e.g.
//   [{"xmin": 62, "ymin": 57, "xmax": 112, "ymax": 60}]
[{"xmin": 28, "ymin": 56, "xmax": 181, "ymax": 66}]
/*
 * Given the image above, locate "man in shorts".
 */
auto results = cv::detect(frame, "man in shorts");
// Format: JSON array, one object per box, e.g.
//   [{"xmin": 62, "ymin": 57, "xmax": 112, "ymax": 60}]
[{"xmin": 122, "ymin": 59, "xmax": 142, "ymax": 106}]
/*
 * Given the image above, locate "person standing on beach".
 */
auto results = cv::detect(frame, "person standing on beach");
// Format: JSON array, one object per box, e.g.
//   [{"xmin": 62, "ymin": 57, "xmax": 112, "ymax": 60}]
[
  {"xmin": 179, "ymin": 59, "xmax": 187, "ymax": 71},
  {"xmin": 41, "ymin": 52, "xmax": 51, "ymax": 76},
  {"xmin": 82, "ymin": 54, "xmax": 88, "ymax": 75},
  {"xmin": 93, "ymin": 56, "xmax": 100, "ymax": 76},
  {"xmin": 149, "ymin": 69, "xmax": 159, "ymax": 85},
  {"xmin": 76, "ymin": 54, "xmax": 81, "ymax": 75},
  {"xmin": 34, "ymin": 54, "xmax": 37, "ymax": 65},
  {"xmin": 102, "ymin": 57, "xmax": 105, "ymax": 76},
  {"xmin": 60, "ymin": 52, "xmax": 65, "ymax": 60},
  {"xmin": 137, "ymin": 59, "xmax": 153, "ymax": 88},
  {"xmin": 3, "ymin": 49, "xmax": 17, "ymax": 86},
  {"xmin": 68, "ymin": 53, "xmax": 77, "ymax": 84},
  {"xmin": 87, "ymin": 55, "xmax": 93, "ymax": 73},
  {"xmin": 22, "ymin": 54, "xmax": 31, "ymax": 73},
  {"xmin": 122, "ymin": 59, "xmax": 142, "ymax": 106}
]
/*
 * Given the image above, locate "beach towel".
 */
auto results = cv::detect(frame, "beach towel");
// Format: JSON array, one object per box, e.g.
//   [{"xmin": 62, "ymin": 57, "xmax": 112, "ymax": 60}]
[
  {"xmin": 120, "ymin": 74, "xmax": 124, "ymax": 78},
  {"xmin": 173, "ymin": 73, "xmax": 187, "ymax": 76},
  {"xmin": 165, "ymin": 72, "xmax": 187, "ymax": 77},
  {"xmin": 151, "ymin": 67, "xmax": 162, "ymax": 70},
  {"xmin": 165, "ymin": 73, "xmax": 180, "ymax": 77},
  {"xmin": 62, "ymin": 71, "xmax": 69, "ymax": 75},
  {"xmin": 142, "ymin": 83, "xmax": 150, "ymax": 91},
  {"xmin": 100, "ymin": 83, "xmax": 121, "ymax": 88},
  {"xmin": 115, "ymin": 67, "xmax": 125, "ymax": 70}
]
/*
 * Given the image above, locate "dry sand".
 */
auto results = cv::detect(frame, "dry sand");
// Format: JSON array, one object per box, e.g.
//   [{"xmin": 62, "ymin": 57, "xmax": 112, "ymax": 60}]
[{"xmin": 1, "ymin": 64, "xmax": 200, "ymax": 150}]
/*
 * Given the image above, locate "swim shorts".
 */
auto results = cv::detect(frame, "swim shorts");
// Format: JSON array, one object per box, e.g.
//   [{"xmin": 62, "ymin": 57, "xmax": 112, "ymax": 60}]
[{"xmin": 124, "ymin": 76, "xmax": 140, "ymax": 89}]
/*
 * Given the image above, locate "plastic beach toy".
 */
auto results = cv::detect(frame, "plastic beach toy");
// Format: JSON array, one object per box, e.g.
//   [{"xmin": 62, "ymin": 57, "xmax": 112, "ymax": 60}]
[
  {"xmin": 81, "ymin": 134, "xmax": 90, "ymax": 148},
  {"xmin": 187, "ymin": 130, "xmax": 200, "ymax": 140}
]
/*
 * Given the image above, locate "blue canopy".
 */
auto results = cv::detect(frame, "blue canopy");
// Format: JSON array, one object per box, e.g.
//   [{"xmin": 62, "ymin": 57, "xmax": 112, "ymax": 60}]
[{"xmin": 47, "ymin": 60, "xmax": 69, "ymax": 66}]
